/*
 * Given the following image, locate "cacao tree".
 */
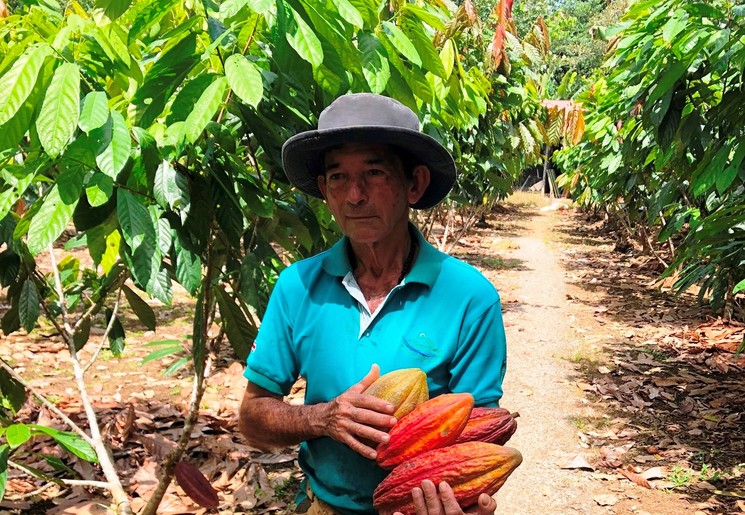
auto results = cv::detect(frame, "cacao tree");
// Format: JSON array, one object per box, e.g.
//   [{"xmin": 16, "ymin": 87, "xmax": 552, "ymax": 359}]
[{"xmin": 553, "ymin": 0, "xmax": 745, "ymax": 320}]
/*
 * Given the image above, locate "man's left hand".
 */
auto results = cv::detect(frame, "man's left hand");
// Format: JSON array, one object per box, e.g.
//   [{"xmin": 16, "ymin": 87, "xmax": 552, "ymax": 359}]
[{"xmin": 393, "ymin": 480, "xmax": 497, "ymax": 515}]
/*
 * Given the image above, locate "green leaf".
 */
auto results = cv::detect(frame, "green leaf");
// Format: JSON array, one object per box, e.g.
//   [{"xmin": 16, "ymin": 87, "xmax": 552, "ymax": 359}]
[
  {"xmin": 122, "ymin": 284, "xmax": 156, "ymax": 330},
  {"xmin": 215, "ymin": 287, "xmax": 255, "ymax": 361},
  {"xmin": 79, "ymin": 91, "xmax": 109, "ymax": 134},
  {"xmin": 30, "ymin": 426, "xmax": 98, "ymax": 463},
  {"xmin": 128, "ymin": 0, "xmax": 181, "ymax": 44},
  {"xmin": 224, "ymin": 54, "xmax": 263, "ymax": 108},
  {"xmin": 181, "ymin": 77, "xmax": 227, "ymax": 144},
  {"xmin": 153, "ymin": 161, "xmax": 180, "ymax": 209},
  {"xmin": 401, "ymin": 4, "xmax": 446, "ymax": 31},
  {"xmin": 147, "ymin": 266, "xmax": 172, "ymax": 305},
  {"xmin": 286, "ymin": 8, "xmax": 324, "ymax": 68},
  {"xmin": 0, "ymin": 171, "xmax": 36, "ymax": 222},
  {"xmin": 97, "ymin": 0, "xmax": 131, "ymax": 20},
  {"xmin": 358, "ymin": 32, "xmax": 390, "ymax": 94},
  {"xmin": 440, "ymin": 39, "xmax": 456, "ymax": 79},
  {"xmin": 117, "ymin": 189, "xmax": 157, "ymax": 287},
  {"xmin": 0, "ymin": 44, "xmax": 52, "ymax": 127},
  {"xmin": 0, "ymin": 444, "xmax": 8, "ymax": 501},
  {"xmin": 166, "ymin": 74, "xmax": 217, "ymax": 124},
  {"xmin": 0, "ymin": 368, "xmax": 26, "ymax": 414},
  {"xmin": 5, "ymin": 424, "xmax": 31, "ymax": 448},
  {"xmin": 27, "ymin": 184, "xmax": 79, "ymax": 256},
  {"xmin": 647, "ymin": 59, "xmax": 687, "ymax": 105},
  {"xmin": 174, "ymin": 237, "xmax": 201, "ymax": 295},
  {"xmin": 661, "ymin": 12, "xmax": 688, "ymax": 43},
  {"xmin": 36, "ymin": 63, "xmax": 80, "ymax": 158},
  {"xmin": 402, "ymin": 19, "xmax": 447, "ymax": 79},
  {"xmin": 333, "ymin": 0, "xmax": 363, "ymax": 28},
  {"xmin": 18, "ymin": 280, "xmax": 39, "ymax": 333},
  {"xmin": 734, "ymin": 279, "xmax": 745, "ymax": 294},
  {"xmin": 133, "ymin": 32, "xmax": 198, "ymax": 128},
  {"xmin": 106, "ymin": 310, "xmax": 126, "ymax": 356},
  {"xmin": 382, "ymin": 21, "xmax": 421, "ymax": 67},
  {"xmin": 95, "ymin": 110, "xmax": 131, "ymax": 180},
  {"xmin": 85, "ymin": 173, "xmax": 114, "ymax": 207}
]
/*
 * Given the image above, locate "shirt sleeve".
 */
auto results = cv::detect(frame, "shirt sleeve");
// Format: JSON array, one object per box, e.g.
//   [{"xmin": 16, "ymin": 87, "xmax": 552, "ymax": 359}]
[
  {"xmin": 244, "ymin": 271, "xmax": 300, "ymax": 396},
  {"xmin": 449, "ymin": 294, "xmax": 507, "ymax": 407}
]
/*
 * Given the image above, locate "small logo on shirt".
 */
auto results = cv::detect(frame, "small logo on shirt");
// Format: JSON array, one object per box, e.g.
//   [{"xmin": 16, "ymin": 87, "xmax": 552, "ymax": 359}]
[{"xmin": 402, "ymin": 333, "xmax": 438, "ymax": 358}]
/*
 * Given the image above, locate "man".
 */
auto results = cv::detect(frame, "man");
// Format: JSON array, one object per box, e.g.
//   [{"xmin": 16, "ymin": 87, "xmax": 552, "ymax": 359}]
[{"xmin": 238, "ymin": 93, "xmax": 507, "ymax": 514}]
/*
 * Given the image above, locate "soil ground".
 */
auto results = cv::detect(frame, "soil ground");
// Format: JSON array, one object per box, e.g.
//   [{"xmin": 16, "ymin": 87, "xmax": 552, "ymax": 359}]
[{"xmin": 0, "ymin": 192, "xmax": 743, "ymax": 514}]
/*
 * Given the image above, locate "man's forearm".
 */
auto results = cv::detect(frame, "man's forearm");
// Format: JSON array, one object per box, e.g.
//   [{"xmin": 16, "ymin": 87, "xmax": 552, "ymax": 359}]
[{"xmin": 239, "ymin": 395, "xmax": 328, "ymax": 450}]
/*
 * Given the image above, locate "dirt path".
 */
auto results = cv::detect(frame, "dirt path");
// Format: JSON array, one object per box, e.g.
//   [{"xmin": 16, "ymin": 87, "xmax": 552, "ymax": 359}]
[{"xmin": 465, "ymin": 201, "xmax": 697, "ymax": 514}]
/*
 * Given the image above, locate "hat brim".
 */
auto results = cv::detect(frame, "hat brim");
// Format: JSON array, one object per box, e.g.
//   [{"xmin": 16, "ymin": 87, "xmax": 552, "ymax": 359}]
[{"xmin": 281, "ymin": 126, "xmax": 456, "ymax": 210}]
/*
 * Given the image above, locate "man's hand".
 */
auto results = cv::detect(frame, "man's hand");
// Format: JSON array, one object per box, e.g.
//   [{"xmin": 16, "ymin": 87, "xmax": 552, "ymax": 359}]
[
  {"xmin": 322, "ymin": 364, "xmax": 397, "ymax": 459},
  {"xmin": 393, "ymin": 480, "xmax": 497, "ymax": 515}
]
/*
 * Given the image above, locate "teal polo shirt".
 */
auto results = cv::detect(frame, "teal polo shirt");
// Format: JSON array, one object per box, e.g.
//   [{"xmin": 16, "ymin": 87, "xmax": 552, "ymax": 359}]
[{"xmin": 244, "ymin": 225, "xmax": 507, "ymax": 514}]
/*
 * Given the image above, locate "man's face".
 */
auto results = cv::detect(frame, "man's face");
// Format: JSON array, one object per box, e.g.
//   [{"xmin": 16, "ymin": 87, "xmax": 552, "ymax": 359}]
[{"xmin": 319, "ymin": 143, "xmax": 415, "ymax": 244}]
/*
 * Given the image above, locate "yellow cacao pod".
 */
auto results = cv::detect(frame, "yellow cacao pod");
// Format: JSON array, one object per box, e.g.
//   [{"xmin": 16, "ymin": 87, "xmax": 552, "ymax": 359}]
[{"xmin": 364, "ymin": 368, "xmax": 429, "ymax": 419}]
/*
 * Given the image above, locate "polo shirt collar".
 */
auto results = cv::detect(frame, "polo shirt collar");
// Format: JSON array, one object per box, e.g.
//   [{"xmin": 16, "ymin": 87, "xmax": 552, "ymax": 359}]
[{"xmin": 320, "ymin": 223, "xmax": 442, "ymax": 288}]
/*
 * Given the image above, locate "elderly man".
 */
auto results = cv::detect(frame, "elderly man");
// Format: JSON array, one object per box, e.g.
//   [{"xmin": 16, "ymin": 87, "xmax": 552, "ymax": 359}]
[{"xmin": 238, "ymin": 93, "xmax": 507, "ymax": 514}]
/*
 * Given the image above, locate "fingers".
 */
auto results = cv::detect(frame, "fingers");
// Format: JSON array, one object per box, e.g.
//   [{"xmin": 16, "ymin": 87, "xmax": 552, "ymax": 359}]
[
  {"xmin": 350, "ymin": 363, "xmax": 381, "ymax": 394},
  {"xmin": 407, "ymin": 481, "xmax": 497, "ymax": 515},
  {"xmin": 477, "ymin": 493, "xmax": 497, "ymax": 514}
]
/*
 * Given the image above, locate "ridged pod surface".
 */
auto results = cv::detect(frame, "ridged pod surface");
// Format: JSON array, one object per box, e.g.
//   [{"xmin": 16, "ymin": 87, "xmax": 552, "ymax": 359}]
[
  {"xmin": 365, "ymin": 368, "xmax": 429, "ymax": 419},
  {"xmin": 455, "ymin": 407, "xmax": 518, "ymax": 445},
  {"xmin": 373, "ymin": 442, "xmax": 523, "ymax": 515},
  {"xmin": 376, "ymin": 393, "xmax": 474, "ymax": 469}
]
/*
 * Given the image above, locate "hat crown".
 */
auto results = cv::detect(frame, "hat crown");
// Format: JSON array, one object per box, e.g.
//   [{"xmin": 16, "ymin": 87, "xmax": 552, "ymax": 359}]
[{"xmin": 318, "ymin": 93, "xmax": 420, "ymax": 132}]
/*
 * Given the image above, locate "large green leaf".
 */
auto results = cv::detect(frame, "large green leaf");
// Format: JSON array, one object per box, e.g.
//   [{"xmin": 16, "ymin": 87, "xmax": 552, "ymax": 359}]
[
  {"xmin": 181, "ymin": 77, "xmax": 227, "ymax": 144},
  {"xmin": 117, "ymin": 190, "xmax": 158, "ymax": 289},
  {"xmin": 382, "ymin": 21, "xmax": 421, "ymax": 67},
  {"xmin": 333, "ymin": 0, "xmax": 363, "ymax": 29},
  {"xmin": 215, "ymin": 286, "xmax": 255, "ymax": 361},
  {"xmin": 646, "ymin": 59, "xmax": 687, "ymax": 105},
  {"xmin": 153, "ymin": 160, "xmax": 181, "ymax": 209},
  {"xmin": 18, "ymin": 280, "xmax": 39, "ymax": 334},
  {"xmin": 224, "ymin": 54, "xmax": 263, "ymax": 108},
  {"xmin": 5, "ymin": 424, "xmax": 32, "ymax": 448},
  {"xmin": 27, "ymin": 184, "xmax": 80, "ymax": 256},
  {"xmin": 358, "ymin": 32, "xmax": 390, "ymax": 94},
  {"xmin": 36, "ymin": 63, "xmax": 80, "ymax": 158},
  {"xmin": 286, "ymin": 7, "xmax": 324, "ymax": 68},
  {"xmin": 97, "ymin": 0, "xmax": 131, "ymax": 20},
  {"xmin": 0, "ymin": 368, "xmax": 26, "ymax": 414},
  {"xmin": 128, "ymin": 0, "xmax": 181, "ymax": 44},
  {"xmin": 30, "ymin": 426, "xmax": 98, "ymax": 463},
  {"xmin": 95, "ymin": 110, "xmax": 131, "ymax": 180},
  {"xmin": 122, "ymin": 284, "xmax": 156, "ymax": 330},
  {"xmin": 0, "ymin": 444, "xmax": 8, "ymax": 501},
  {"xmin": 79, "ymin": 91, "xmax": 109, "ymax": 134},
  {"xmin": 174, "ymin": 235, "xmax": 201, "ymax": 294},
  {"xmin": 0, "ymin": 44, "xmax": 52, "ymax": 127},
  {"xmin": 402, "ymin": 18, "xmax": 447, "ymax": 79},
  {"xmin": 133, "ymin": 32, "xmax": 198, "ymax": 128}
]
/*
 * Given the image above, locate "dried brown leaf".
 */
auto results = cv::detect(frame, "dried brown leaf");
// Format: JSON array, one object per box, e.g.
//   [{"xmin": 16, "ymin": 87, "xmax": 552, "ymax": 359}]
[{"xmin": 618, "ymin": 467, "xmax": 652, "ymax": 489}]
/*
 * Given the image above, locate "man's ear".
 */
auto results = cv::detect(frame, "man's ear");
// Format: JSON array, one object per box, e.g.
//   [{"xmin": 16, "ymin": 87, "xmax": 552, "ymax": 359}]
[
  {"xmin": 317, "ymin": 174, "xmax": 328, "ymax": 200},
  {"xmin": 408, "ymin": 165, "xmax": 430, "ymax": 206}
]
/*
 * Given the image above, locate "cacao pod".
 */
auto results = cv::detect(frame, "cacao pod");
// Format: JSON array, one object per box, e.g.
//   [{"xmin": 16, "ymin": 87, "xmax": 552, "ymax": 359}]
[
  {"xmin": 364, "ymin": 368, "xmax": 429, "ymax": 419},
  {"xmin": 376, "ymin": 392, "xmax": 474, "ymax": 469},
  {"xmin": 373, "ymin": 442, "xmax": 522, "ymax": 515},
  {"xmin": 455, "ymin": 407, "xmax": 518, "ymax": 445},
  {"xmin": 174, "ymin": 460, "xmax": 219, "ymax": 509}
]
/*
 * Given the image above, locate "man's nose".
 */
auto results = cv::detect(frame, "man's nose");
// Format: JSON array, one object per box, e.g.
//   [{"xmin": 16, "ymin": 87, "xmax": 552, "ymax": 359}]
[{"xmin": 346, "ymin": 176, "xmax": 368, "ymax": 204}]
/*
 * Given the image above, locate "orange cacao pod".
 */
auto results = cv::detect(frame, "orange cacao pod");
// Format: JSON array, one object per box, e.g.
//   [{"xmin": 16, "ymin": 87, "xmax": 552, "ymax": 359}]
[
  {"xmin": 376, "ymin": 393, "xmax": 474, "ymax": 469},
  {"xmin": 373, "ymin": 442, "xmax": 522, "ymax": 515},
  {"xmin": 455, "ymin": 407, "xmax": 518, "ymax": 445},
  {"xmin": 174, "ymin": 460, "xmax": 219, "ymax": 509},
  {"xmin": 364, "ymin": 368, "xmax": 429, "ymax": 419}
]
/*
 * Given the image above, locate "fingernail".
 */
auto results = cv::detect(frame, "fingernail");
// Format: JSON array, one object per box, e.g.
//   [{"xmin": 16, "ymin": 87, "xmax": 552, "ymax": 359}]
[{"xmin": 381, "ymin": 434, "xmax": 390, "ymax": 443}]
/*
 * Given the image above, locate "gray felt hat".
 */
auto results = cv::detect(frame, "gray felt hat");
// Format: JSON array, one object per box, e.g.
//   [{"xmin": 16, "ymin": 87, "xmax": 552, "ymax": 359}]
[{"xmin": 281, "ymin": 93, "xmax": 456, "ymax": 210}]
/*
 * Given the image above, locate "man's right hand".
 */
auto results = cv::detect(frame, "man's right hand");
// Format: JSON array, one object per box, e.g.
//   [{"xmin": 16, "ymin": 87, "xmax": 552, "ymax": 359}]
[{"xmin": 321, "ymin": 363, "xmax": 397, "ymax": 459}]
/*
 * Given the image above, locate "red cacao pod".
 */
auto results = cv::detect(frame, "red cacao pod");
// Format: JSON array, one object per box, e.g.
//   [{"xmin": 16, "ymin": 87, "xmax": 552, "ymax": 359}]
[
  {"xmin": 373, "ymin": 442, "xmax": 522, "ymax": 515},
  {"xmin": 455, "ymin": 407, "xmax": 518, "ymax": 445},
  {"xmin": 376, "ymin": 393, "xmax": 474, "ymax": 469},
  {"xmin": 174, "ymin": 460, "xmax": 219, "ymax": 509},
  {"xmin": 365, "ymin": 368, "xmax": 429, "ymax": 419}
]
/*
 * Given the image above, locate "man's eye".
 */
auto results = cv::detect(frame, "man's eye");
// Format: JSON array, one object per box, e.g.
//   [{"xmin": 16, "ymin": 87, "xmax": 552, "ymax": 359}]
[
  {"xmin": 327, "ymin": 173, "xmax": 343, "ymax": 181},
  {"xmin": 368, "ymin": 169, "xmax": 385, "ymax": 176}
]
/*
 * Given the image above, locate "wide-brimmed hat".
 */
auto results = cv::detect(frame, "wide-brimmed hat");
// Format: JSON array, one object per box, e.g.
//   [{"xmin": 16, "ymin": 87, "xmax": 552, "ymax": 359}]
[{"xmin": 281, "ymin": 93, "xmax": 456, "ymax": 209}]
